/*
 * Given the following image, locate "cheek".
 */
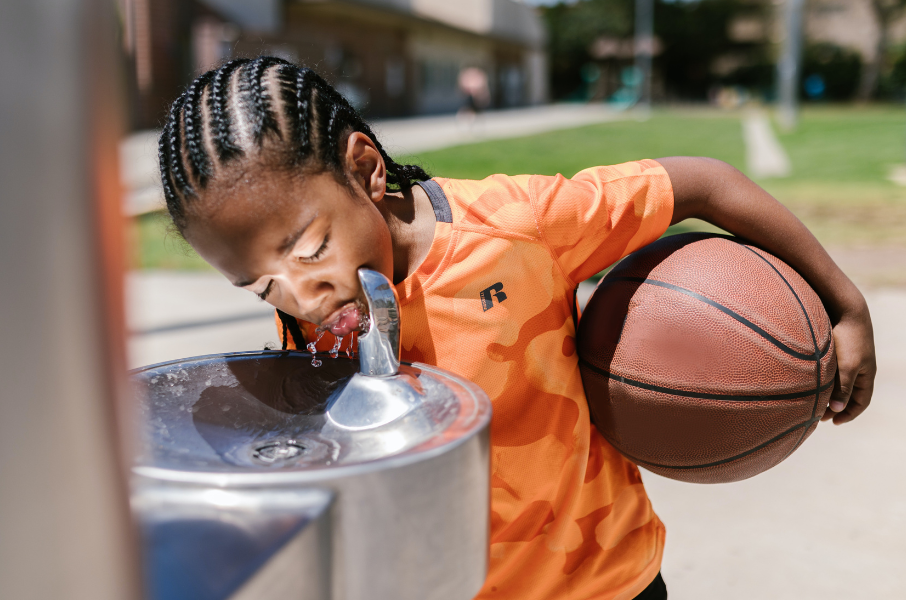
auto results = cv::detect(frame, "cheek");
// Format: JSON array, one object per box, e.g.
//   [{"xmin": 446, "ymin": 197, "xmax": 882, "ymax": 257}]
[{"xmin": 345, "ymin": 206, "xmax": 393, "ymax": 271}]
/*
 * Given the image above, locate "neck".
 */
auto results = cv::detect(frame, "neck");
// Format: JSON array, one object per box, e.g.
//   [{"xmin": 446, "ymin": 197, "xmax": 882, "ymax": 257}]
[{"xmin": 379, "ymin": 184, "xmax": 436, "ymax": 284}]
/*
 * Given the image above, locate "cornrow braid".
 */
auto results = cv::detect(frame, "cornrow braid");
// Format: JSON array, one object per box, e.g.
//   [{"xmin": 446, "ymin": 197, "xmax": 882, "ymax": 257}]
[
  {"xmin": 247, "ymin": 56, "xmax": 288, "ymax": 143},
  {"xmin": 158, "ymin": 110, "xmax": 178, "ymax": 214},
  {"xmin": 208, "ymin": 58, "xmax": 250, "ymax": 162},
  {"xmin": 291, "ymin": 67, "xmax": 318, "ymax": 157},
  {"xmin": 163, "ymin": 91, "xmax": 194, "ymax": 214},
  {"xmin": 182, "ymin": 71, "xmax": 217, "ymax": 187},
  {"xmin": 158, "ymin": 57, "xmax": 431, "ymax": 235}
]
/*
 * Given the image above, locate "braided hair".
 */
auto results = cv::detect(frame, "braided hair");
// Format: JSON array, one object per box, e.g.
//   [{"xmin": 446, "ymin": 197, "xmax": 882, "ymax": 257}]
[{"xmin": 158, "ymin": 57, "xmax": 430, "ymax": 230}]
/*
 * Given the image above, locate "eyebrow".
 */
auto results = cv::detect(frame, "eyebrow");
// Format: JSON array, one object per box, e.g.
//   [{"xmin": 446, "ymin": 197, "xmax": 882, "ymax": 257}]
[{"xmin": 231, "ymin": 216, "xmax": 316, "ymax": 288}]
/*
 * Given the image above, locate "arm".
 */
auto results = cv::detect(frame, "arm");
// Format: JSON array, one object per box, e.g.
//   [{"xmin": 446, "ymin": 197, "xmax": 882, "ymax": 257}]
[{"xmin": 658, "ymin": 156, "xmax": 876, "ymax": 424}]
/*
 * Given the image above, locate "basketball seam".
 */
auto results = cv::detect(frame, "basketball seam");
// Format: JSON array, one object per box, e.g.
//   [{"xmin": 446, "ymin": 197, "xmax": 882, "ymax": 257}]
[
  {"xmin": 603, "ymin": 277, "xmax": 819, "ymax": 361},
  {"xmin": 741, "ymin": 245, "xmax": 824, "ymax": 462},
  {"xmin": 617, "ymin": 416, "xmax": 821, "ymax": 470},
  {"xmin": 579, "ymin": 358, "xmax": 833, "ymax": 401}
]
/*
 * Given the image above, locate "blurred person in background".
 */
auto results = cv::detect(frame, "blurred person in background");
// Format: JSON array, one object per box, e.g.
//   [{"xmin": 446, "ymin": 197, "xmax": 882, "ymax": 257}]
[{"xmin": 458, "ymin": 66, "xmax": 491, "ymax": 123}]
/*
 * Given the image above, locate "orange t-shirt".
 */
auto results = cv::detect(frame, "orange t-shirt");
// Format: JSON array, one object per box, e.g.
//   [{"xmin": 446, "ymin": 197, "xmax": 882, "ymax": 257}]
[{"xmin": 278, "ymin": 160, "xmax": 675, "ymax": 599}]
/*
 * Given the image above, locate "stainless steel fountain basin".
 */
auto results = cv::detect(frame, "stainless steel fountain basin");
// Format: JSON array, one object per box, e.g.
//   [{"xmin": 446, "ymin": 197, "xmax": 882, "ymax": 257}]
[{"xmin": 131, "ymin": 350, "xmax": 491, "ymax": 600}]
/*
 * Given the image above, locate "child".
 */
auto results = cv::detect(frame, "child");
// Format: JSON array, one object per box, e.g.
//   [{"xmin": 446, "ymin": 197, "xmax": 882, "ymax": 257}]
[{"xmin": 158, "ymin": 58, "xmax": 876, "ymax": 599}]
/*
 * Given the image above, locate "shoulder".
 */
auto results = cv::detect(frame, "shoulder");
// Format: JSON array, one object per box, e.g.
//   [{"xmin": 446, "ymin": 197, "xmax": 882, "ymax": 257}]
[
  {"xmin": 433, "ymin": 174, "xmax": 551, "ymax": 239},
  {"xmin": 532, "ymin": 159, "xmax": 670, "ymax": 200}
]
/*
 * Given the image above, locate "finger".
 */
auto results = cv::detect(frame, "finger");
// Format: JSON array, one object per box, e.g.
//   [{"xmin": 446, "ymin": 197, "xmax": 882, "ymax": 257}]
[
  {"xmin": 827, "ymin": 364, "xmax": 855, "ymax": 414},
  {"xmin": 832, "ymin": 370, "xmax": 875, "ymax": 425}
]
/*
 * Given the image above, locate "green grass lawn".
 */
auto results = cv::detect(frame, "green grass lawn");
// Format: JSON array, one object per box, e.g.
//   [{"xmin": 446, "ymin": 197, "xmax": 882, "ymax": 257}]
[
  {"xmin": 761, "ymin": 106, "xmax": 906, "ymax": 245},
  {"xmin": 135, "ymin": 106, "xmax": 906, "ymax": 269},
  {"xmin": 132, "ymin": 211, "xmax": 211, "ymax": 270},
  {"xmin": 403, "ymin": 111, "xmax": 746, "ymax": 180}
]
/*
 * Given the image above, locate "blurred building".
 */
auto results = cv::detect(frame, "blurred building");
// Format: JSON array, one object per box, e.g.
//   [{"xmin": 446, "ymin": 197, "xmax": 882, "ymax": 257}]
[
  {"xmin": 124, "ymin": 0, "xmax": 547, "ymax": 129},
  {"xmin": 804, "ymin": 0, "xmax": 900, "ymax": 62}
]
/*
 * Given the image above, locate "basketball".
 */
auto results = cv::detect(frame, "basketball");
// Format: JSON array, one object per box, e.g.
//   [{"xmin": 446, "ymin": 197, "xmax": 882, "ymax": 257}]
[{"xmin": 577, "ymin": 233, "xmax": 836, "ymax": 484}]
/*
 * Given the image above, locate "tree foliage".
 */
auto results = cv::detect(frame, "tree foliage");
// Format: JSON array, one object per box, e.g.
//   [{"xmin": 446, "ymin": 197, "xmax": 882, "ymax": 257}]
[
  {"xmin": 542, "ymin": 0, "xmax": 634, "ymax": 99},
  {"xmin": 541, "ymin": 0, "xmax": 771, "ymax": 101},
  {"xmin": 857, "ymin": 0, "xmax": 906, "ymax": 99}
]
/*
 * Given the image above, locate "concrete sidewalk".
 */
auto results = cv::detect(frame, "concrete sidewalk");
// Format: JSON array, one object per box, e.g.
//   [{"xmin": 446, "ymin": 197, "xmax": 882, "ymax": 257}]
[
  {"xmin": 372, "ymin": 103, "xmax": 623, "ymax": 155},
  {"xmin": 742, "ymin": 110, "xmax": 791, "ymax": 179},
  {"xmin": 126, "ymin": 271, "xmax": 277, "ymax": 368}
]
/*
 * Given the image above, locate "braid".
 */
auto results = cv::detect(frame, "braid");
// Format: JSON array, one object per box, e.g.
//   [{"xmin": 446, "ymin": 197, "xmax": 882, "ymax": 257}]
[
  {"xmin": 246, "ymin": 56, "xmax": 288, "ymax": 143},
  {"xmin": 323, "ymin": 100, "xmax": 346, "ymax": 169},
  {"xmin": 277, "ymin": 309, "xmax": 306, "ymax": 350},
  {"xmin": 209, "ymin": 58, "xmax": 249, "ymax": 162},
  {"xmin": 158, "ymin": 116, "xmax": 180, "ymax": 219},
  {"xmin": 182, "ymin": 71, "xmax": 216, "ymax": 187},
  {"xmin": 291, "ymin": 67, "xmax": 319, "ymax": 158},
  {"xmin": 386, "ymin": 160, "xmax": 432, "ymax": 190},
  {"xmin": 165, "ymin": 93, "xmax": 193, "ymax": 199},
  {"xmin": 158, "ymin": 57, "xmax": 430, "ymax": 235}
]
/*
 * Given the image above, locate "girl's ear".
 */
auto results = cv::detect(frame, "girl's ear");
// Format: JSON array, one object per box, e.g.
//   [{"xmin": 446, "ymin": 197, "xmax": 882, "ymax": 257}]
[{"xmin": 345, "ymin": 131, "xmax": 386, "ymax": 203}]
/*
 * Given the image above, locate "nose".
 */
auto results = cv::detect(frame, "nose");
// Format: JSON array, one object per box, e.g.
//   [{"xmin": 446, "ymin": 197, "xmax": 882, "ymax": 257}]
[{"xmin": 287, "ymin": 274, "xmax": 335, "ymax": 320}]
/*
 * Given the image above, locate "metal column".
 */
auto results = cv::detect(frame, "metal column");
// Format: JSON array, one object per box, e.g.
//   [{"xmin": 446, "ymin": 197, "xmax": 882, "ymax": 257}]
[
  {"xmin": 0, "ymin": 0, "xmax": 140, "ymax": 598},
  {"xmin": 778, "ymin": 0, "xmax": 806, "ymax": 130},
  {"xmin": 634, "ymin": 0, "xmax": 655, "ymax": 109}
]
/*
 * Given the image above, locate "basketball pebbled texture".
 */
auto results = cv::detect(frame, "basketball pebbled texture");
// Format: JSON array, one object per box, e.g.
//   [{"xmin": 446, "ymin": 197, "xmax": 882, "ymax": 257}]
[{"xmin": 577, "ymin": 233, "xmax": 836, "ymax": 484}]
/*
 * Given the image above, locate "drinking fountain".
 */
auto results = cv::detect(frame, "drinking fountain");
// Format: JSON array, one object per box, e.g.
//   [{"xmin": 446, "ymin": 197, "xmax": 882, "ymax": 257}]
[{"xmin": 131, "ymin": 269, "xmax": 492, "ymax": 600}]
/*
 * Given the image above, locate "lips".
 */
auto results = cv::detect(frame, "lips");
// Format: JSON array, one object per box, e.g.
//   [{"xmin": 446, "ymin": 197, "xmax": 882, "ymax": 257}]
[{"xmin": 322, "ymin": 303, "xmax": 363, "ymax": 337}]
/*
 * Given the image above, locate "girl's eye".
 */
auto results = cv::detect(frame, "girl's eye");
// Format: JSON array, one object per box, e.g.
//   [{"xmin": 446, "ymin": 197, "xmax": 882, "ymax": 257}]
[
  {"xmin": 257, "ymin": 280, "xmax": 274, "ymax": 301},
  {"xmin": 305, "ymin": 233, "xmax": 330, "ymax": 261}
]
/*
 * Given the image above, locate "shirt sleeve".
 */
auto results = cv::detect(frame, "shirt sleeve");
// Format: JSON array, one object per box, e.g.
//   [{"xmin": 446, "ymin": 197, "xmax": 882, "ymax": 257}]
[{"xmin": 528, "ymin": 159, "xmax": 674, "ymax": 286}]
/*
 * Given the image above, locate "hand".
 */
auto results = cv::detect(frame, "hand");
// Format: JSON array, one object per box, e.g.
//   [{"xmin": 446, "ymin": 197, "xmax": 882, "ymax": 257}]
[{"xmin": 822, "ymin": 302, "xmax": 876, "ymax": 425}]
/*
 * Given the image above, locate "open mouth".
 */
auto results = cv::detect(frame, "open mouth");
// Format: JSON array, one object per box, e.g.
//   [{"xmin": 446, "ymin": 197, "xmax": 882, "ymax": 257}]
[{"xmin": 320, "ymin": 301, "xmax": 368, "ymax": 337}]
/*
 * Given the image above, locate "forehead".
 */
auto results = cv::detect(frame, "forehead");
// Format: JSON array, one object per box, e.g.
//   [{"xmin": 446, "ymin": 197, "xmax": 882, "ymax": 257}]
[
  {"xmin": 189, "ymin": 165, "xmax": 352, "ymax": 234},
  {"xmin": 198, "ymin": 165, "xmax": 301, "ymax": 222}
]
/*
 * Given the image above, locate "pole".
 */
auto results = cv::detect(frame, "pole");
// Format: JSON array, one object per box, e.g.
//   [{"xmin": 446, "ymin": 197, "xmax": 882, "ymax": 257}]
[
  {"xmin": 0, "ymin": 0, "xmax": 140, "ymax": 598},
  {"xmin": 778, "ymin": 0, "xmax": 806, "ymax": 130},
  {"xmin": 634, "ymin": 0, "xmax": 655, "ymax": 109}
]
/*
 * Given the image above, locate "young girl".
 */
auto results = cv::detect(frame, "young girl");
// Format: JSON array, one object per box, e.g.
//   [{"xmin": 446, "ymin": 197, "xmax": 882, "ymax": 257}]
[{"xmin": 158, "ymin": 57, "xmax": 876, "ymax": 599}]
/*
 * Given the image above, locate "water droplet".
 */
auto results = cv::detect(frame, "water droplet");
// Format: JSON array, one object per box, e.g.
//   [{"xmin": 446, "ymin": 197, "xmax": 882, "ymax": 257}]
[
  {"xmin": 329, "ymin": 335, "xmax": 343, "ymax": 359},
  {"xmin": 307, "ymin": 330, "xmax": 326, "ymax": 367}
]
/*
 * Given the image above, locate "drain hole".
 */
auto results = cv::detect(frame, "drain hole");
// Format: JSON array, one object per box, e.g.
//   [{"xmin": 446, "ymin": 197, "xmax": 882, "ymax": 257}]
[{"xmin": 252, "ymin": 440, "xmax": 307, "ymax": 465}]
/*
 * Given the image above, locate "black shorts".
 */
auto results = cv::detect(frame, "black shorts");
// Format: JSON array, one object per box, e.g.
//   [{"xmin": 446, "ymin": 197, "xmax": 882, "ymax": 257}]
[{"xmin": 632, "ymin": 572, "xmax": 667, "ymax": 600}]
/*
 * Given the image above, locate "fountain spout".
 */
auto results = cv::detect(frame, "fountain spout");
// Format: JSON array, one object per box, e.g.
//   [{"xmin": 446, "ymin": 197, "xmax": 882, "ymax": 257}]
[{"xmin": 356, "ymin": 269, "xmax": 400, "ymax": 377}]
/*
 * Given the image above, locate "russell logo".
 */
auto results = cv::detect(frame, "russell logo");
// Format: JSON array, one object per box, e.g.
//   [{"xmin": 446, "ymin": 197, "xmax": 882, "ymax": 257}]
[{"xmin": 480, "ymin": 282, "xmax": 507, "ymax": 312}]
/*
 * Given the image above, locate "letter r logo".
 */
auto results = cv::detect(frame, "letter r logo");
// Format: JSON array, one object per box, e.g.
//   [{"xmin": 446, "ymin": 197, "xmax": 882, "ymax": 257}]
[{"xmin": 480, "ymin": 282, "xmax": 507, "ymax": 312}]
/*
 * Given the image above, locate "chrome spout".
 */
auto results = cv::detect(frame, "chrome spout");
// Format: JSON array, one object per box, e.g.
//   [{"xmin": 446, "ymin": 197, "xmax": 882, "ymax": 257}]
[{"xmin": 356, "ymin": 269, "xmax": 400, "ymax": 377}]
